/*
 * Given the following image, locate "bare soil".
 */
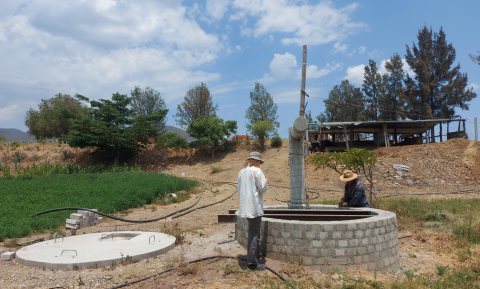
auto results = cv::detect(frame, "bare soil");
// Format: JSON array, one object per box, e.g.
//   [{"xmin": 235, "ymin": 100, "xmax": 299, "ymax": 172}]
[{"xmin": 0, "ymin": 138, "xmax": 479, "ymax": 288}]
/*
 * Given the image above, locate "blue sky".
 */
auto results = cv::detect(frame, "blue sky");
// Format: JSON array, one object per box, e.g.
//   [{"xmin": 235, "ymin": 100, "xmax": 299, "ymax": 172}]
[{"xmin": 0, "ymin": 0, "xmax": 479, "ymax": 138}]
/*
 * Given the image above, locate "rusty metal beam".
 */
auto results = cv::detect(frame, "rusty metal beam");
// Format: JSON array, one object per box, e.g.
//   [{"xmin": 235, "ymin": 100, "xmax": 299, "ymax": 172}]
[
  {"xmin": 218, "ymin": 213, "xmax": 372, "ymax": 223},
  {"xmin": 218, "ymin": 214, "xmax": 236, "ymax": 223}
]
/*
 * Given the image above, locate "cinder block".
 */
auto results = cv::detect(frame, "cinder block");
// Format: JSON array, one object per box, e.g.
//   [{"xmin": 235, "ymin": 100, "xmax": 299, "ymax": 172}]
[
  {"xmin": 1, "ymin": 251, "xmax": 15, "ymax": 261},
  {"xmin": 66, "ymin": 219, "xmax": 81, "ymax": 225},
  {"xmin": 66, "ymin": 224, "xmax": 80, "ymax": 230},
  {"xmin": 69, "ymin": 213, "xmax": 84, "ymax": 220}
]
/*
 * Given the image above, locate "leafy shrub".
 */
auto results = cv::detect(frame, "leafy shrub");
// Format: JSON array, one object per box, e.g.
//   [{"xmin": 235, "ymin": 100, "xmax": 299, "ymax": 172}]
[
  {"xmin": 270, "ymin": 135, "xmax": 283, "ymax": 148},
  {"xmin": 157, "ymin": 132, "xmax": 189, "ymax": 149}
]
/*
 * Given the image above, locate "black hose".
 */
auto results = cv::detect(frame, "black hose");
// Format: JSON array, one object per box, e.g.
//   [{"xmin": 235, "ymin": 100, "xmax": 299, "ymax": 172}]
[{"xmin": 108, "ymin": 255, "xmax": 296, "ymax": 289}]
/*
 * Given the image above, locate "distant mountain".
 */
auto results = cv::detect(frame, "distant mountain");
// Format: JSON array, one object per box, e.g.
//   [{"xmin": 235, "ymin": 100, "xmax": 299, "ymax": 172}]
[
  {"xmin": 165, "ymin": 125, "xmax": 196, "ymax": 142},
  {"xmin": 0, "ymin": 128, "xmax": 35, "ymax": 142}
]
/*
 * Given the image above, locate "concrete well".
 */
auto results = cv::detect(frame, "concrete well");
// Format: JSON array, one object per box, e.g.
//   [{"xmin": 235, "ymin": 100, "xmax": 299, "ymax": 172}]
[{"xmin": 235, "ymin": 205, "xmax": 399, "ymax": 271}]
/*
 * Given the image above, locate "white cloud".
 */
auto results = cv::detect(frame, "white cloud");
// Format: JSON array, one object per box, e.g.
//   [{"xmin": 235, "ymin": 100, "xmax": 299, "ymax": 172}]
[
  {"xmin": 0, "ymin": 104, "xmax": 22, "ymax": 122},
  {"xmin": 206, "ymin": 0, "xmax": 230, "ymax": 21},
  {"xmin": 261, "ymin": 52, "xmax": 297, "ymax": 82},
  {"xmin": 347, "ymin": 45, "xmax": 367, "ymax": 57},
  {"xmin": 344, "ymin": 64, "xmax": 365, "ymax": 85},
  {"xmin": 333, "ymin": 42, "xmax": 348, "ymax": 53},
  {"xmin": 0, "ymin": 1, "xmax": 228, "ymax": 130},
  {"xmin": 0, "ymin": 2, "xmax": 222, "ymax": 104},
  {"xmin": 307, "ymin": 62, "xmax": 342, "ymax": 79},
  {"xmin": 231, "ymin": 0, "xmax": 366, "ymax": 46},
  {"xmin": 262, "ymin": 52, "xmax": 341, "ymax": 83}
]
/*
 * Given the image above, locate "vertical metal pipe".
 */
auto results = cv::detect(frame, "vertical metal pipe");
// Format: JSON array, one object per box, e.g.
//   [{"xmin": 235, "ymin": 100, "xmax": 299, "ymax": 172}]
[
  {"xmin": 475, "ymin": 117, "xmax": 478, "ymax": 141},
  {"xmin": 289, "ymin": 45, "xmax": 308, "ymax": 209},
  {"xmin": 299, "ymin": 45, "xmax": 307, "ymax": 117}
]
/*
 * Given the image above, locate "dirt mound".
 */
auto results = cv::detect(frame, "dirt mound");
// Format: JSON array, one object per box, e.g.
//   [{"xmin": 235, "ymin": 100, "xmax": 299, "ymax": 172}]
[{"xmin": 374, "ymin": 138, "xmax": 480, "ymax": 192}]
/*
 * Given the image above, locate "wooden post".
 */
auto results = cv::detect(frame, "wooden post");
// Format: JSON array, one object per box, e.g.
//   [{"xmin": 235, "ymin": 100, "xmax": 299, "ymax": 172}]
[
  {"xmin": 343, "ymin": 125, "xmax": 349, "ymax": 150},
  {"xmin": 439, "ymin": 122, "xmax": 443, "ymax": 142},
  {"xmin": 382, "ymin": 123, "xmax": 389, "ymax": 147}
]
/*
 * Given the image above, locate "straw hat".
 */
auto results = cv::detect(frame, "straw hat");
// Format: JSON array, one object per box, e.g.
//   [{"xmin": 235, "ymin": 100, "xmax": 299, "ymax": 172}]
[
  {"xmin": 247, "ymin": 151, "xmax": 264, "ymax": 163},
  {"xmin": 339, "ymin": 170, "xmax": 358, "ymax": 182}
]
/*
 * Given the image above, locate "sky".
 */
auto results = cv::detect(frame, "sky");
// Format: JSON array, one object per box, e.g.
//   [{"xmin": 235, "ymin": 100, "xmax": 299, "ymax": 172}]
[{"xmin": 0, "ymin": 0, "xmax": 479, "ymax": 139}]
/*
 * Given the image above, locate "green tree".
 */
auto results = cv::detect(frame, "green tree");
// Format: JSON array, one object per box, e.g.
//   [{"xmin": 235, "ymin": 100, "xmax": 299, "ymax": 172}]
[
  {"xmin": 25, "ymin": 93, "xmax": 87, "ymax": 139},
  {"xmin": 310, "ymin": 148, "xmax": 378, "ymax": 207},
  {"xmin": 176, "ymin": 82, "xmax": 218, "ymax": 128},
  {"xmin": 362, "ymin": 60, "xmax": 385, "ymax": 120},
  {"xmin": 305, "ymin": 111, "xmax": 315, "ymax": 124},
  {"xmin": 187, "ymin": 117, "xmax": 235, "ymax": 158},
  {"xmin": 65, "ymin": 93, "xmax": 159, "ymax": 161},
  {"xmin": 0, "ymin": 134, "xmax": 5, "ymax": 143},
  {"xmin": 405, "ymin": 26, "xmax": 476, "ymax": 119},
  {"xmin": 380, "ymin": 54, "xmax": 407, "ymax": 120},
  {"xmin": 246, "ymin": 82, "xmax": 279, "ymax": 140},
  {"xmin": 251, "ymin": 120, "xmax": 273, "ymax": 150},
  {"xmin": 130, "ymin": 86, "xmax": 168, "ymax": 134},
  {"xmin": 323, "ymin": 80, "xmax": 366, "ymax": 122}
]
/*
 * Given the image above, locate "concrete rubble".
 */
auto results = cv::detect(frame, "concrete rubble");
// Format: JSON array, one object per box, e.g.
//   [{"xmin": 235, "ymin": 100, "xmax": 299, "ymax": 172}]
[
  {"xmin": 65, "ymin": 209, "xmax": 102, "ymax": 230},
  {"xmin": 1, "ymin": 251, "xmax": 15, "ymax": 261}
]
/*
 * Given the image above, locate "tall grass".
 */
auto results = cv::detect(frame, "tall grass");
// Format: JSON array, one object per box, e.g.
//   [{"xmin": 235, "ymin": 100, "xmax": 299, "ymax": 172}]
[
  {"xmin": 380, "ymin": 198, "xmax": 480, "ymax": 243},
  {"xmin": 0, "ymin": 171, "xmax": 196, "ymax": 240}
]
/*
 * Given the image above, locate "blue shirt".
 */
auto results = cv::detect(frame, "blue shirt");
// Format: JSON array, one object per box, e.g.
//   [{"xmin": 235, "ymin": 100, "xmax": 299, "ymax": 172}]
[{"xmin": 343, "ymin": 179, "xmax": 370, "ymax": 207}]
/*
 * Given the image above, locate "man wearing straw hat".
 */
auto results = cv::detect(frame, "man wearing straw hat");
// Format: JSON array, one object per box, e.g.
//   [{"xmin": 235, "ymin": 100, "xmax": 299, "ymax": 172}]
[
  {"xmin": 338, "ymin": 169, "xmax": 370, "ymax": 208},
  {"xmin": 238, "ymin": 151, "xmax": 268, "ymax": 270}
]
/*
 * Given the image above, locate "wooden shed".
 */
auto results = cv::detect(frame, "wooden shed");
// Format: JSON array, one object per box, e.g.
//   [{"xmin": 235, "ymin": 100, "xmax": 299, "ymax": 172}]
[{"xmin": 307, "ymin": 119, "xmax": 466, "ymax": 152}]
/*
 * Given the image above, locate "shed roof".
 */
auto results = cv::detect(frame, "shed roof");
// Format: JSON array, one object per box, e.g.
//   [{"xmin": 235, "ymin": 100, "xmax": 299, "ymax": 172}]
[{"xmin": 308, "ymin": 119, "xmax": 464, "ymax": 135}]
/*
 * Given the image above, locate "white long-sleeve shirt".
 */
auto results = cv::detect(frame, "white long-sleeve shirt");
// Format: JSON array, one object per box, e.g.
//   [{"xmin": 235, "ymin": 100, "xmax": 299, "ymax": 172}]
[{"xmin": 237, "ymin": 165, "xmax": 268, "ymax": 218}]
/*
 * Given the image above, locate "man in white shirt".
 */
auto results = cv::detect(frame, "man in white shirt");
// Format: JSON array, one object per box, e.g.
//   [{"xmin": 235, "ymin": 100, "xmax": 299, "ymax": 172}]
[{"xmin": 238, "ymin": 151, "xmax": 268, "ymax": 270}]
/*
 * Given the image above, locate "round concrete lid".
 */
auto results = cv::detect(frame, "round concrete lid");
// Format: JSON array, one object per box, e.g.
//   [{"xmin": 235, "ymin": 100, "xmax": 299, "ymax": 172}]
[{"xmin": 16, "ymin": 231, "xmax": 175, "ymax": 270}]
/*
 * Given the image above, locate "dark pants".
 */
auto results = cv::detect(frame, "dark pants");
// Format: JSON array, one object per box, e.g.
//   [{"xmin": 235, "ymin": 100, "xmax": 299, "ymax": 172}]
[{"xmin": 247, "ymin": 216, "xmax": 262, "ymax": 265}]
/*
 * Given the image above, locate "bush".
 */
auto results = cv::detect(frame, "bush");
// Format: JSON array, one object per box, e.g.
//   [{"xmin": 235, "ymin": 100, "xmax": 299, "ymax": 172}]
[
  {"xmin": 270, "ymin": 135, "xmax": 282, "ymax": 148},
  {"xmin": 157, "ymin": 132, "xmax": 189, "ymax": 149}
]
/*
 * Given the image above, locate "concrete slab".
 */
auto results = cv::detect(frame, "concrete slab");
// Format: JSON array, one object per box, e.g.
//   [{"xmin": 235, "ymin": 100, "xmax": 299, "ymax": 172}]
[{"xmin": 16, "ymin": 231, "xmax": 175, "ymax": 270}]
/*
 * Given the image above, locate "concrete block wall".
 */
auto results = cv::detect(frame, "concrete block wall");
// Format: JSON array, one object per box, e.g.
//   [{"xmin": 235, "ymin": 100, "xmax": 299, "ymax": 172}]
[{"xmin": 236, "ymin": 205, "xmax": 399, "ymax": 271}]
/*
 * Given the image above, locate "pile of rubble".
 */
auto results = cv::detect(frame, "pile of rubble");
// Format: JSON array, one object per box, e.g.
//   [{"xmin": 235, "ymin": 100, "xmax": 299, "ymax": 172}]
[{"xmin": 65, "ymin": 209, "xmax": 102, "ymax": 230}]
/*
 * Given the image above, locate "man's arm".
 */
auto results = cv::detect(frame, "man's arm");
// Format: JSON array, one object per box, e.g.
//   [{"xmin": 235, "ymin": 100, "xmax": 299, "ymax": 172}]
[{"xmin": 254, "ymin": 169, "xmax": 268, "ymax": 194}]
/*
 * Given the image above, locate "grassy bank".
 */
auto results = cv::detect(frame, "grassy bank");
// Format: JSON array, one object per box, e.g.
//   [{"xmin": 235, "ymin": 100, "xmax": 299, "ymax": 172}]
[
  {"xmin": 380, "ymin": 197, "xmax": 480, "ymax": 243},
  {"xmin": 0, "ymin": 171, "xmax": 196, "ymax": 240}
]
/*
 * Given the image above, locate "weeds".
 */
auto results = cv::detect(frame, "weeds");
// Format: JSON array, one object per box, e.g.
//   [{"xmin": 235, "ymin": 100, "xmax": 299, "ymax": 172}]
[
  {"xmin": 210, "ymin": 165, "xmax": 223, "ymax": 174},
  {"xmin": 162, "ymin": 223, "xmax": 186, "ymax": 245},
  {"xmin": 223, "ymin": 263, "xmax": 240, "ymax": 277},
  {"xmin": 178, "ymin": 264, "xmax": 198, "ymax": 275},
  {"xmin": 4, "ymin": 238, "xmax": 20, "ymax": 248},
  {"xmin": 453, "ymin": 215, "xmax": 480, "ymax": 243},
  {"xmin": 380, "ymin": 198, "xmax": 480, "ymax": 244},
  {"xmin": 436, "ymin": 265, "xmax": 448, "ymax": 276},
  {"xmin": 457, "ymin": 247, "xmax": 472, "ymax": 262}
]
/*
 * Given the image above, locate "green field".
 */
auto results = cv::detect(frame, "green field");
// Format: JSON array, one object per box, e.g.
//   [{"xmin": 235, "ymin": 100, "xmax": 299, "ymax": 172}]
[{"xmin": 0, "ymin": 172, "xmax": 196, "ymax": 240}]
